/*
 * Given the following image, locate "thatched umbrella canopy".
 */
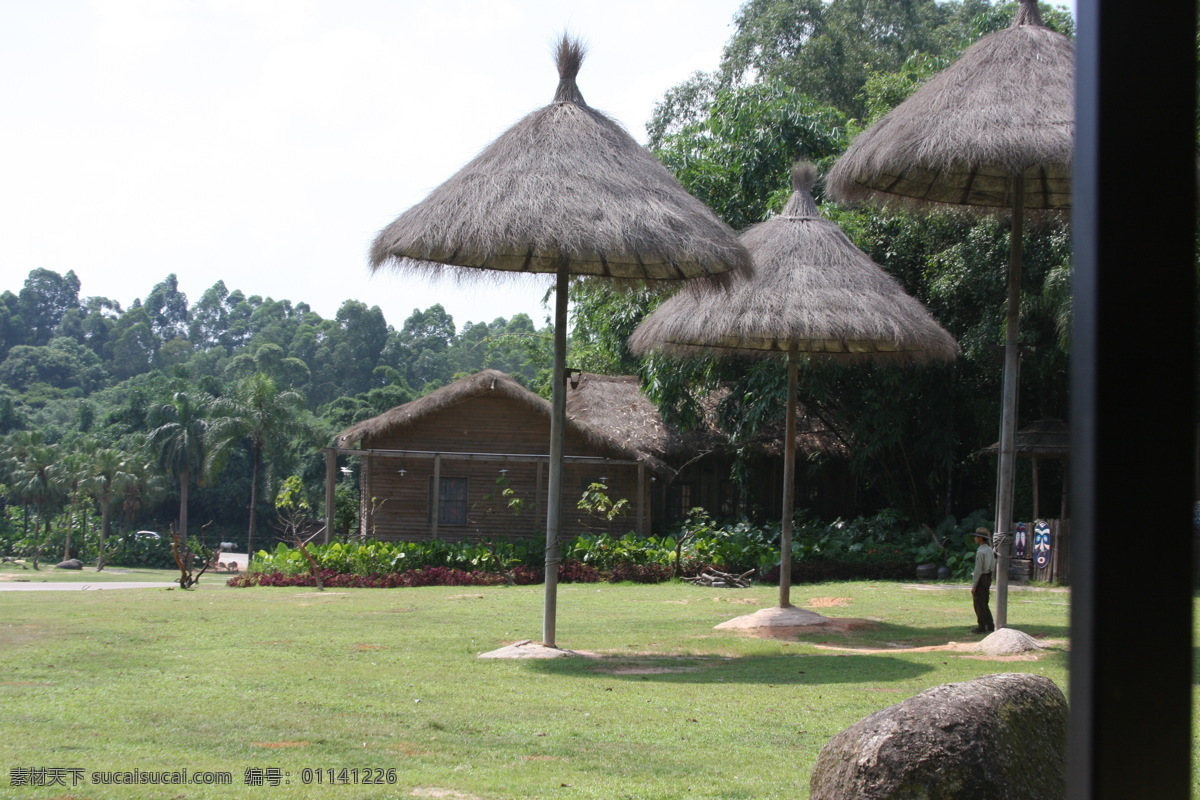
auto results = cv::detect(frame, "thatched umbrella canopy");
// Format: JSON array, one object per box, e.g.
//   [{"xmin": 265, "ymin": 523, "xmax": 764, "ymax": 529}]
[
  {"xmin": 827, "ymin": 0, "xmax": 1073, "ymax": 629},
  {"xmin": 371, "ymin": 39, "xmax": 749, "ymax": 281},
  {"xmin": 631, "ymin": 163, "xmax": 956, "ymax": 612},
  {"xmin": 826, "ymin": 0, "xmax": 1073, "ymax": 211},
  {"xmin": 370, "ymin": 36, "xmax": 749, "ymax": 653},
  {"xmin": 979, "ymin": 417, "xmax": 1069, "ymax": 522}
]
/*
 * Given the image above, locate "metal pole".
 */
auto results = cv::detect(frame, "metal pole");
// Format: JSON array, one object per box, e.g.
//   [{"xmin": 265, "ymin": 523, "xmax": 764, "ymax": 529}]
[
  {"xmin": 994, "ymin": 175, "xmax": 1024, "ymax": 629},
  {"xmin": 542, "ymin": 263, "xmax": 569, "ymax": 648},
  {"xmin": 778, "ymin": 347, "xmax": 798, "ymax": 608}
]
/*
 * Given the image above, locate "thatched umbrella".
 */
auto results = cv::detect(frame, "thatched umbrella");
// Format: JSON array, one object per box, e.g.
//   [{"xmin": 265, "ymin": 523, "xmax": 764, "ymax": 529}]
[
  {"xmin": 827, "ymin": 0, "xmax": 1073, "ymax": 628},
  {"xmin": 979, "ymin": 418, "xmax": 1070, "ymax": 521},
  {"xmin": 370, "ymin": 36, "xmax": 749, "ymax": 652},
  {"xmin": 631, "ymin": 163, "xmax": 957, "ymax": 616}
]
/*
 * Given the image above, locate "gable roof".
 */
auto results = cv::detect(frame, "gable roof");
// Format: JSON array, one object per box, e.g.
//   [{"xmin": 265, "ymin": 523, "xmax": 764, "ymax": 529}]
[
  {"xmin": 335, "ymin": 369, "xmax": 662, "ymax": 470},
  {"xmin": 336, "ymin": 369, "xmax": 845, "ymax": 477},
  {"xmin": 565, "ymin": 372, "xmax": 846, "ymax": 467}
]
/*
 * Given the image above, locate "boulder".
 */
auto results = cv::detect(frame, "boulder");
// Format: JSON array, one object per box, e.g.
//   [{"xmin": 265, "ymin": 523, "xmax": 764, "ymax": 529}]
[
  {"xmin": 810, "ymin": 673, "xmax": 1066, "ymax": 800},
  {"xmin": 55, "ymin": 559, "xmax": 84, "ymax": 570}
]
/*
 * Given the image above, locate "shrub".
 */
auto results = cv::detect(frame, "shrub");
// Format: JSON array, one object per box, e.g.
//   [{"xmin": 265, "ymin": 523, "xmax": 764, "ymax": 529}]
[{"xmin": 232, "ymin": 509, "xmax": 994, "ymax": 589}]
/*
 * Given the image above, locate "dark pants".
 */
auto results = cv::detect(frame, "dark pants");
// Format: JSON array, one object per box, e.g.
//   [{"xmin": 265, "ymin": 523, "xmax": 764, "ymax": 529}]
[{"xmin": 973, "ymin": 572, "xmax": 994, "ymax": 631}]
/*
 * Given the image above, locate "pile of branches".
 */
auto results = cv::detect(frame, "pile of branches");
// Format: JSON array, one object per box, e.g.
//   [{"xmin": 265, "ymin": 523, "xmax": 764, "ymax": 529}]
[{"xmin": 683, "ymin": 568, "xmax": 754, "ymax": 588}]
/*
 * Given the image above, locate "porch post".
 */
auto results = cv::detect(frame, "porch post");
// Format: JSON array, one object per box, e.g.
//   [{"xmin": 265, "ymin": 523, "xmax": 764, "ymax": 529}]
[
  {"xmin": 431, "ymin": 454, "xmax": 442, "ymax": 540},
  {"xmin": 637, "ymin": 462, "xmax": 647, "ymax": 535},
  {"xmin": 324, "ymin": 449, "xmax": 336, "ymax": 544}
]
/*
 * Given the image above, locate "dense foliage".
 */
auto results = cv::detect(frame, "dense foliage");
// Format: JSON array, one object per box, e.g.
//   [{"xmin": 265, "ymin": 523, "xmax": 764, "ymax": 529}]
[
  {"xmin": 0, "ymin": 268, "xmax": 554, "ymax": 559},
  {"xmin": 232, "ymin": 508, "xmax": 987, "ymax": 588},
  {"xmin": 3, "ymin": 1, "xmax": 1079, "ymax": 570},
  {"xmin": 570, "ymin": 0, "xmax": 1074, "ymax": 523}
]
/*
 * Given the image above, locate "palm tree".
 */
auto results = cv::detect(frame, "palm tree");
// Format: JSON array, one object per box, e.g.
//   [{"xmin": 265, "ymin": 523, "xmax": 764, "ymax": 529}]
[
  {"xmin": 148, "ymin": 391, "xmax": 211, "ymax": 540},
  {"xmin": 207, "ymin": 373, "xmax": 308, "ymax": 557},
  {"xmin": 1, "ymin": 430, "xmax": 46, "ymax": 538},
  {"xmin": 117, "ymin": 448, "xmax": 166, "ymax": 536},
  {"xmin": 88, "ymin": 447, "xmax": 133, "ymax": 570},
  {"xmin": 8, "ymin": 442, "xmax": 66, "ymax": 569}
]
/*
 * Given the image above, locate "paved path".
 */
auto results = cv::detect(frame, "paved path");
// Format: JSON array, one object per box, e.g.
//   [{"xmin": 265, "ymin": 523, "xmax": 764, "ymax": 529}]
[{"xmin": 0, "ymin": 581, "xmax": 179, "ymax": 591}]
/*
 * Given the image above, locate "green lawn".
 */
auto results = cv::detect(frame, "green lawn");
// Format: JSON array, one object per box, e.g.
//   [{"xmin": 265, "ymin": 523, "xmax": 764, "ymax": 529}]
[{"xmin": 1, "ymin": 579, "xmax": 1074, "ymax": 799}]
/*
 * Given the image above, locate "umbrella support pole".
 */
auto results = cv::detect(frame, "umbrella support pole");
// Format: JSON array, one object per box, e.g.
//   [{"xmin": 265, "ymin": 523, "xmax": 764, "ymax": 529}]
[
  {"xmin": 778, "ymin": 347, "xmax": 799, "ymax": 608},
  {"xmin": 995, "ymin": 177, "xmax": 1025, "ymax": 629},
  {"xmin": 542, "ymin": 265, "xmax": 569, "ymax": 649}
]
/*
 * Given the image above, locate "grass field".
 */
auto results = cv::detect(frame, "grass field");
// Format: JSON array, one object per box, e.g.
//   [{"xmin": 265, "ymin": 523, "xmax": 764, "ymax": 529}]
[{"xmin": 1, "ymin": 572, "xmax": 1076, "ymax": 799}]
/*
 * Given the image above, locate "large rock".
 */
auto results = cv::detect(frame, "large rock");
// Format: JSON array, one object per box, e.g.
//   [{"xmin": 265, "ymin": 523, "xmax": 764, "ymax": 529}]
[
  {"xmin": 810, "ymin": 673, "xmax": 1066, "ymax": 800},
  {"xmin": 55, "ymin": 559, "xmax": 84, "ymax": 570}
]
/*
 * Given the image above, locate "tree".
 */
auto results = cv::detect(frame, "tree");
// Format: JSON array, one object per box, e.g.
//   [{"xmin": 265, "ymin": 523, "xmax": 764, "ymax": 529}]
[
  {"xmin": 108, "ymin": 305, "xmax": 159, "ymax": 379},
  {"xmin": 189, "ymin": 281, "xmax": 230, "ymax": 351},
  {"xmin": 148, "ymin": 391, "xmax": 212, "ymax": 540},
  {"xmin": 0, "ymin": 290, "xmax": 24, "ymax": 360},
  {"xmin": 6, "ymin": 441, "xmax": 65, "ymax": 569},
  {"xmin": 0, "ymin": 345, "xmax": 85, "ymax": 391},
  {"xmin": 206, "ymin": 373, "xmax": 310, "ymax": 556},
  {"xmin": 395, "ymin": 304, "xmax": 455, "ymax": 389},
  {"xmin": 650, "ymin": 0, "xmax": 1073, "ymax": 138},
  {"xmin": 18, "ymin": 269, "xmax": 81, "ymax": 348},
  {"xmin": 88, "ymin": 447, "xmax": 133, "ymax": 570}
]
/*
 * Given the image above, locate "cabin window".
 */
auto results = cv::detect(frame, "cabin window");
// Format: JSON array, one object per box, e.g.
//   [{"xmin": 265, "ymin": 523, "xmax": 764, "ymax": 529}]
[
  {"xmin": 428, "ymin": 477, "xmax": 469, "ymax": 525},
  {"xmin": 667, "ymin": 482, "xmax": 694, "ymax": 523},
  {"xmin": 719, "ymin": 479, "xmax": 736, "ymax": 516}
]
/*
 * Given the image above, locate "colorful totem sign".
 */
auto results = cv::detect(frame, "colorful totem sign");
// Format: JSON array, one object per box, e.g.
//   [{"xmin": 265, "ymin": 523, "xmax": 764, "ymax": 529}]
[
  {"xmin": 1014, "ymin": 521, "xmax": 1027, "ymax": 559},
  {"xmin": 1033, "ymin": 520, "xmax": 1052, "ymax": 569}
]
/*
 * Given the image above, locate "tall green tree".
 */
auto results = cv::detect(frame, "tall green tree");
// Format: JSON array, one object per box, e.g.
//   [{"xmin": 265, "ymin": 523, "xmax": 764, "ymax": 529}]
[
  {"xmin": 87, "ymin": 447, "xmax": 133, "ymax": 570},
  {"xmin": 18, "ymin": 269, "xmax": 82, "ymax": 348},
  {"xmin": 653, "ymin": 81, "xmax": 848, "ymax": 229},
  {"xmin": 206, "ymin": 373, "xmax": 310, "ymax": 555},
  {"xmin": 143, "ymin": 274, "xmax": 190, "ymax": 342},
  {"xmin": 148, "ymin": 391, "xmax": 212, "ymax": 539},
  {"xmin": 6, "ymin": 441, "xmax": 65, "ymax": 569}
]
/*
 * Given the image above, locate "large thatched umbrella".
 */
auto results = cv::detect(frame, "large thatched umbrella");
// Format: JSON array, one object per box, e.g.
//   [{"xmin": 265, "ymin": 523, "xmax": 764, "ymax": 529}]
[
  {"xmin": 827, "ymin": 0, "xmax": 1073, "ymax": 628},
  {"xmin": 631, "ymin": 163, "xmax": 957, "ymax": 618},
  {"xmin": 371, "ymin": 36, "xmax": 750, "ymax": 653}
]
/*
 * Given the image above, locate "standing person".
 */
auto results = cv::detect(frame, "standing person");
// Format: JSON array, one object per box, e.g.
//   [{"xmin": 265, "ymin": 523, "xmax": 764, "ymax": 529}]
[{"xmin": 971, "ymin": 527, "xmax": 996, "ymax": 634}]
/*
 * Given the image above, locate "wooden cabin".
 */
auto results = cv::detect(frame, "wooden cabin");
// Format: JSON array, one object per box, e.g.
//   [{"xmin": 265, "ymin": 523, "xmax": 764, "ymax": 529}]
[
  {"xmin": 565, "ymin": 372, "xmax": 854, "ymax": 526},
  {"xmin": 331, "ymin": 370, "xmax": 656, "ymax": 542},
  {"xmin": 328, "ymin": 369, "xmax": 854, "ymax": 543}
]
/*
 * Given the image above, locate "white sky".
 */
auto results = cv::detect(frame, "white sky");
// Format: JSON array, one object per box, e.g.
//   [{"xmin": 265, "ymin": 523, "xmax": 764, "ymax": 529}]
[
  {"xmin": 0, "ymin": 0, "xmax": 1074, "ymax": 333},
  {"xmin": 0, "ymin": 0, "xmax": 745, "ymax": 331}
]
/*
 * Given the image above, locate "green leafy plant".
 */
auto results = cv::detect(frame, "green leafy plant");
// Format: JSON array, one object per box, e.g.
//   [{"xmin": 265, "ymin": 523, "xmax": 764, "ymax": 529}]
[{"xmin": 577, "ymin": 482, "xmax": 629, "ymax": 522}]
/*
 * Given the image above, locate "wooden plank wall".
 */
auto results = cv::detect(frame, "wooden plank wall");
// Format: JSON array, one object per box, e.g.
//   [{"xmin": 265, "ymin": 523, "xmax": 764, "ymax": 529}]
[{"xmin": 361, "ymin": 394, "xmax": 644, "ymax": 542}]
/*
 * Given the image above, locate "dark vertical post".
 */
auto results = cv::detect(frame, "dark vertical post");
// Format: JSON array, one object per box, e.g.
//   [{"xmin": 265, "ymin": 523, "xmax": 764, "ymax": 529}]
[
  {"xmin": 1069, "ymin": 2, "xmax": 1195, "ymax": 798},
  {"xmin": 324, "ymin": 449, "xmax": 336, "ymax": 544},
  {"xmin": 637, "ymin": 461, "xmax": 647, "ymax": 536},
  {"xmin": 431, "ymin": 454, "xmax": 441, "ymax": 540}
]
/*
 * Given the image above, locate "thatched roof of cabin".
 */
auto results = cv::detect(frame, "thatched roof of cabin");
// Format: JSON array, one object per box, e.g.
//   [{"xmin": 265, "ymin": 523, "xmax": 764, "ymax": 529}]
[
  {"xmin": 827, "ymin": 0, "xmax": 1073, "ymax": 211},
  {"xmin": 565, "ymin": 372, "xmax": 846, "ymax": 466},
  {"xmin": 565, "ymin": 373, "xmax": 722, "ymax": 465},
  {"xmin": 336, "ymin": 370, "xmax": 845, "ymax": 478},
  {"xmin": 629, "ymin": 164, "xmax": 959, "ymax": 362},
  {"xmin": 335, "ymin": 369, "xmax": 653, "ymax": 468},
  {"xmin": 370, "ymin": 37, "xmax": 750, "ymax": 281},
  {"xmin": 980, "ymin": 418, "xmax": 1069, "ymax": 458}
]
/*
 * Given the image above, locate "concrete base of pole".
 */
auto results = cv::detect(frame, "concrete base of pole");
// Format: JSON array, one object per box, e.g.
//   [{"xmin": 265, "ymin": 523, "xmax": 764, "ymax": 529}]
[{"xmin": 479, "ymin": 640, "xmax": 578, "ymax": 659}]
